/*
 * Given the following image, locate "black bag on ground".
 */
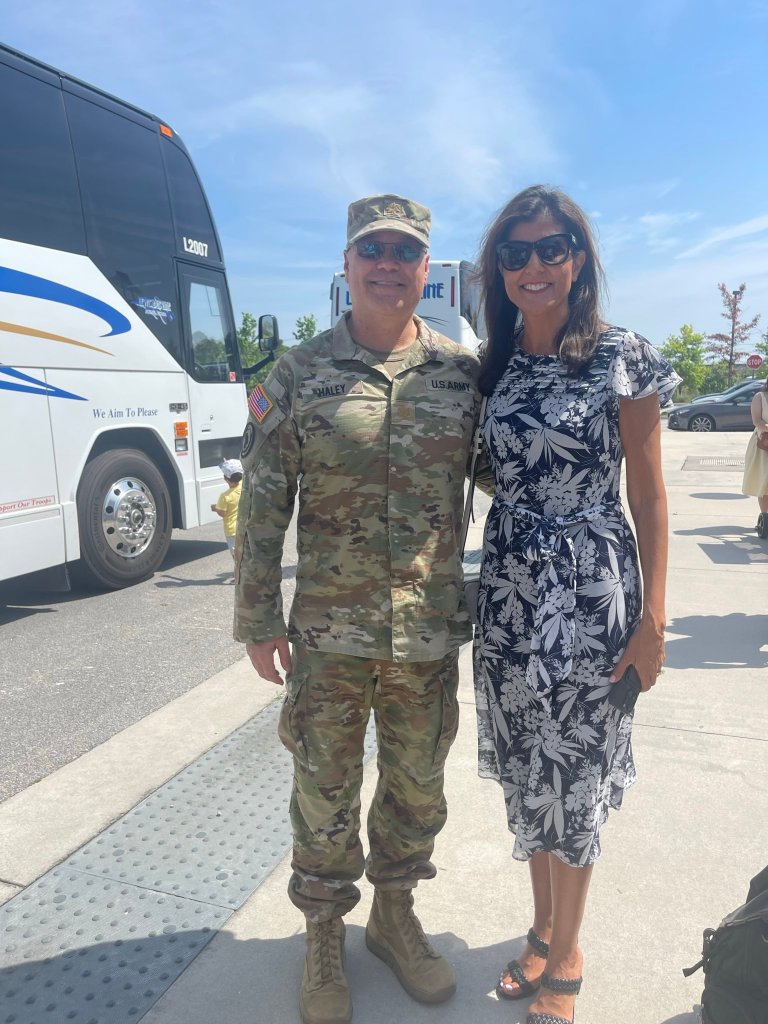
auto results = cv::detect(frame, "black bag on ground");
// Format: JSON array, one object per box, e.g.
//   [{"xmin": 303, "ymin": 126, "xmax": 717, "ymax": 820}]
[{"xmin": 683, "ymin": 865, "xmax": 768, "ymax": 1024}]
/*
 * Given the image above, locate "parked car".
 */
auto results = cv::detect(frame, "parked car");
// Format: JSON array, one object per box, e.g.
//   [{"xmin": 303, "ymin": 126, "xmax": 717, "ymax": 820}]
[
  {"xmin": 691, "ymin": 378, "xmax": 764, "ymax": 404},
  {"xmin": 668, "ymin": 388, "xmax": 758, "ymax": 432}
]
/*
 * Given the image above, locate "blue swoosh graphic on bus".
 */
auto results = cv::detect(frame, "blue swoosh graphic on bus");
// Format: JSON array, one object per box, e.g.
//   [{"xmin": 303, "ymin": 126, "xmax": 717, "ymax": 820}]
[
  {"xmin": 0, "ymin": 266, "xmax": 131, "ymax": 337},
  {"xmin": 0, "ymin": 366, "xmax": 86, "ymax": 401}
]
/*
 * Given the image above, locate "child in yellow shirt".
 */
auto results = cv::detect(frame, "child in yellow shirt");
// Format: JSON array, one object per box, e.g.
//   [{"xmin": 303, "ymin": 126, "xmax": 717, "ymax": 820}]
[{"xmin": 211, "ymin": 459, "xmax": 243, "ymax": 558}]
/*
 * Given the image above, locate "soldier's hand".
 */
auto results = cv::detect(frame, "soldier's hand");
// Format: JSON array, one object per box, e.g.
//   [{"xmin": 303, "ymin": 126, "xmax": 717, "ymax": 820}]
[{"xmin": 245, "ymin": 637, "xmax": 292, "ymax": 686}]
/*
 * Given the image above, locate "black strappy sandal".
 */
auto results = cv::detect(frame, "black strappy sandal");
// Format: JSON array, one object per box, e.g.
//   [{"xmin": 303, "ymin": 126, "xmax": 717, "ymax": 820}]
[
  {"xmin": 496, "ymin": 928, "xmax": 550, "ymax": 1001},
  {"xmin": 526, "ymin": 971, "xmax": 583, "ymax": 1024}
]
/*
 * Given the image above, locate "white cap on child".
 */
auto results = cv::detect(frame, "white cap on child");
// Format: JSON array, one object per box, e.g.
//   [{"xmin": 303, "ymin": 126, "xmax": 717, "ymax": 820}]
[{"xmin": 220, "ymin": 459, "xmax": 243, "ymax": 479}]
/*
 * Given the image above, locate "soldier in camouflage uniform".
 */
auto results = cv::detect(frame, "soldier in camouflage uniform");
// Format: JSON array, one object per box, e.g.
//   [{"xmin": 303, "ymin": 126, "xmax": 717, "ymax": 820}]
[{"xmin": 234, "ymin": 194, "xmax": 480, "ymax": 1024}]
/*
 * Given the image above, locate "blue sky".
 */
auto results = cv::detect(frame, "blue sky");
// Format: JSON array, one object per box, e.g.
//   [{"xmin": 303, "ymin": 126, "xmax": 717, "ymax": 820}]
[{"xmin": 4, "ymin": 0, "xmax": 768, "ymax": 351}]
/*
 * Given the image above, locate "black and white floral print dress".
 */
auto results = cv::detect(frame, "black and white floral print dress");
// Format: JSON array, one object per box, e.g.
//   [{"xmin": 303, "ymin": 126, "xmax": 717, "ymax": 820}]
[{"xmin": 473, "ymin": 327, "xmax": 680, "ymax": 867}]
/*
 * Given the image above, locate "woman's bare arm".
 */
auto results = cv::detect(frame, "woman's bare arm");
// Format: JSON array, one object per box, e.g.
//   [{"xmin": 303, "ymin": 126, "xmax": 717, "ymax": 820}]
[
  {"xmin": 611, "ymin": 394, "xmax": 668, "ymax": 691},
  {"xmin": 750, "ymin": 391, "xmax": 768, "ymax": 433}
]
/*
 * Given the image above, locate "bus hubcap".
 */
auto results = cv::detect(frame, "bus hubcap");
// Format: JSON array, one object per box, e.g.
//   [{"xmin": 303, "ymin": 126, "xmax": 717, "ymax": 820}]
[{"xmin": 101, "ymin": 477, "xmax": 157, "ymax": 558}]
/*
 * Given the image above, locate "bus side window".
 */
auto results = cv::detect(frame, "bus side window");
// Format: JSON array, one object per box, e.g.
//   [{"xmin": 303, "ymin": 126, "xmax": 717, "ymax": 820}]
[
  {"xmin": 163, "ymin": 142, "xmax": 221, "ymax": 263},
  {"xmin": 185, "ymin": 276, "xmax": 238, "ymax": 384},
  {"xmin": 0, "ymin": 62, "xmax": 85, "ymax": 254},
  {"xmin": 65, "ymin": 91, "xmax": 183, "ymax": 365}
]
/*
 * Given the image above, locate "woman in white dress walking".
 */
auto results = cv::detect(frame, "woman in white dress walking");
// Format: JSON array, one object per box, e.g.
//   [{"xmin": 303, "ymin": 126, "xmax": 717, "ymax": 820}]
[{"xmin": 742, "ymin": 378, "xmax": 768, "ymax": 537}]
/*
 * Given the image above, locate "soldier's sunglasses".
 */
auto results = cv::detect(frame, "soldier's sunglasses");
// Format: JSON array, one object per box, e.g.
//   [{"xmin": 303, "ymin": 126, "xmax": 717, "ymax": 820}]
[
  {"xmin": 354, "ymin": 240, "xmax": 426, "ymax": 263},
  {"xmin": 496, "ymin": 233, "xmax": 579, "ymax": 272}
]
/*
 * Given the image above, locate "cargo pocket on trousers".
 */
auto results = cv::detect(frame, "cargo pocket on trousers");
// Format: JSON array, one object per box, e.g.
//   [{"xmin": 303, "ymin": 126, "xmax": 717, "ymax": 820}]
[
  {"xmin": 278, "ymin": 670, "xmax": 309, "ymax": 766},
  {"xmin": 433, "ymin": 675, "xmax": 460, "ymax": 770}
]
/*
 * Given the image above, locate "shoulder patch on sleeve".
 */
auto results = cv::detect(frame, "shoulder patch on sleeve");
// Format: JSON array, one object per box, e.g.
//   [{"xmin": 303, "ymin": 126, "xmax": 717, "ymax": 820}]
[
  {"xmin": 240, "ymin": 381, "xmax": 288, "ymax": 470},
  {"xmin": 268, "ymin": 377, "xmax": 286, "ymax": 401},
  {"xmin": 248, "ymin": 383, "xmax": 275, "ymax": 422},
  {"xmin": 241, "ymin": 422, "xmax": 256, "ymax": 458}
]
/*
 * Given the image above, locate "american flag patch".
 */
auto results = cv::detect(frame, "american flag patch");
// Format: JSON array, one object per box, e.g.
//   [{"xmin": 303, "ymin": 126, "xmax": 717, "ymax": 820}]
[{"xmin": 248, "ymin": 384, "xmax": 274, "ymax": 422}]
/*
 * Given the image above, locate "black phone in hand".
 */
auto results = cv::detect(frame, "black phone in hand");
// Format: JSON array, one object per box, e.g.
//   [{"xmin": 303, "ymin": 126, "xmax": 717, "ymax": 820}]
[{"xmin": 607, "ymin": 664, "xmax": 642, "ymax": 715}]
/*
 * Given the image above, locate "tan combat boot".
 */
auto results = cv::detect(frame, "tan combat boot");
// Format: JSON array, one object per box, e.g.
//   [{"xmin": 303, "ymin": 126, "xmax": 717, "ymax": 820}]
[
  {"xmin": 365, "ymin": 889, "xmax": 456, "ymax": 1004},
  {"xmin": 299, "ymin": 918, "xmax": 352, "ymax": 1024}
]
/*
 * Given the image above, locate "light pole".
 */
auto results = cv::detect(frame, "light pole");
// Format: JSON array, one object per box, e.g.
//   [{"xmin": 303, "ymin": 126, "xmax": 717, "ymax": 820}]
[{"xmin": 730, "ymin": 288, "xmax": 742, "ymax": 384}]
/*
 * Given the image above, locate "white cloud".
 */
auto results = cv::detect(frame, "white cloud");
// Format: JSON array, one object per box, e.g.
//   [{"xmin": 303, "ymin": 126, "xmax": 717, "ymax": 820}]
[
  {"xmin": 200, "ymin": 79, "xmax": 370, "ymax": 144},
  {"xmin": 595, "ymin": 210, "xmax": 701, "ymax": 260},
  {"xmin": 638, "ymin": 213, "xmax": 699, "ymax": 229},
  {"xmin": 190, "ymin": 45, "xmax": 560, "ymax": 207},
  {"xmin": 638, "ymin": 211, "xmax": 701, "ymax": 251},
  {"xmin": 636, "ymin": 0, "xmax": 694, "ymax": 39},
  {"xmin": 653, "ymin": 179, "xmax": 683, "ymax": 199},
  {"xmin": 590, "ymin": 180, "xmax": 683, "ymax": 207},
  {"xmin": 7, "ymin": 0, "xmax": 766, "ymax": 348},
  {"xmin": 606, "ymin": 241, "xmax": 768, "ymax": 344},
  {"xmin": 676, "ymin": 214, "xmax": 768, "ymax": 259}
]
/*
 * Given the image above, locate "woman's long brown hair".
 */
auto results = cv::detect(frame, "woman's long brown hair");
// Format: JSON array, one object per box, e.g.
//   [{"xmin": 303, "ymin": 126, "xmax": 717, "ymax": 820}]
[{"xmin": 477, "ymin": 185, "xmax": 606, "ymax": 395}]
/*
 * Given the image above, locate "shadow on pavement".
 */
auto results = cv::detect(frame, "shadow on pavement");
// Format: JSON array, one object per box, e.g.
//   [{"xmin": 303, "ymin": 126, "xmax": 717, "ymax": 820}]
[
  {"xmin": 160, "ymin": 537, "xmax": 230, "ymax": 569},
  {"xmin": 0, "ymin": 928, "xmax": 219, "ymax": 1024},
  {"xmin": 674, "ymin": 525, "xmax": 757, "ymax": 538},
  {"xmin": 155, "ymin": 564, "xmax": 297, "ymax": 588},
  {"xmin": 0, "ymin": 533, "xmax": 280, "ymax": 612},
  {"xmin": 0, "ymin": 538, "xmax": 228, "ymax": 612},
  {"xmin": 0, "ymin": 579, "xmax": 98, "ymax": 624},
  {"xmin": 673, "ymin": 523, "xmax": 767, "ymax": 565},
  {"xmin": 0, "ymin": 602, "xmax": 58, "ymax": 626},
  {"xmin": 0, "ymin": 925, "xmax": 704, "ymax": 1024},
  {"xmin": 687, "ymin": 492, "xmax": 750, "ymax": 501},
  {"xmin": 666, "ymin": 612, "xmax": 768, "ymax": 670},
  {"xmin": 155, "ymin": 571, "xmax": 236, "ymax": 588}
]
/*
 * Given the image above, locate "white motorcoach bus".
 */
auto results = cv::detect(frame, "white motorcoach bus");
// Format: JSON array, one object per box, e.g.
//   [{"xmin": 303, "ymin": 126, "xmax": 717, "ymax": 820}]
[
  {"xmin": 330, "ymin": 259, "xmax": 486, "ymax": 348},
  {"xmin": 0, "ymin": 44, "xmax": 275, "ymax": 590}
]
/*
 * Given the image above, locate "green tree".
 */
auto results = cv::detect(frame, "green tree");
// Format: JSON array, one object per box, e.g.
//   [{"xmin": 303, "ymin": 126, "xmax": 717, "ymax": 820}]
[
  {"xmin": 699, "ymin": 362, "xmax": 731, "ymax": 395},
  {"xmin": 659, "ymin": 324, "xmax": 708, "ymax": 400},
  {"xmin": 192, "ymin": 336, "xmax": 229, "ymax": 381},
  {"xmin": 753, "ymin": 327, "xmax": 768, "ymax": 380},
  {"xmin": 236, "ymin": 311, "xmax": 290, "ymax": 387},
  {"xmin": 236, "ymin": 312, "xmax": 261, "ymax": 371},
  {"xmin": 707, "ymin": 283, "xmax": 761, "ymax": 385},
  {"xmin": 293, "ymin": 314, "xmax": 318, "ymax": 343},
  {"xmin": 193, "ymin": 337, "xmax": 226, "ymax": 366}
]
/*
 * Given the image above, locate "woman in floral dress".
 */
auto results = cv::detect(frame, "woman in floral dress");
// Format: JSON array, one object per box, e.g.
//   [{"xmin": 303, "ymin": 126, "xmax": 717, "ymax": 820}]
[{"xmin": 472, "ymin": 186, "xmax": 679, "ymax": 1024}]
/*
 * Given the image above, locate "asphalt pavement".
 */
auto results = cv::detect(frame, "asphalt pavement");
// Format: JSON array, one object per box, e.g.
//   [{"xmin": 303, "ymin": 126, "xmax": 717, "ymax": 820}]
[
  {"xmin": 0, "ymin": 425, "xmax": 766, "ymax": 1024},
  {"xmin": 0, "ymin": 519, "xmax": 298, "ymax": 801}
]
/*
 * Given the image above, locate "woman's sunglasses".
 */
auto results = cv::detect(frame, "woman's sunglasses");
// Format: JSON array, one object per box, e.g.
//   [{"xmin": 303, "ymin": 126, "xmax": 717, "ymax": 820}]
[
  {"xmin": 354, "ymin": 240, "xmax": 426, "ymax": 263},
  {"xmin": 496, "ymin": 233, "xmax": 579, "ymax": 272}
]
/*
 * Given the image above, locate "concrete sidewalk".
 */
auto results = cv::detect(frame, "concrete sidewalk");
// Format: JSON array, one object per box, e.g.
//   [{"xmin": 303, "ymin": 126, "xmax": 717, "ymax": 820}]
[{"xmin": 1, "ymin": 426, "xmax": 766, "ymax": 1024}]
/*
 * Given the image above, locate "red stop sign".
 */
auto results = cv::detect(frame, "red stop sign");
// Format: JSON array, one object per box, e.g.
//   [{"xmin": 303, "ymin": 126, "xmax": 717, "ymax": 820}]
[{"xmin": 747, "ymin": 354, "xmax": 763, "ymax": 369}]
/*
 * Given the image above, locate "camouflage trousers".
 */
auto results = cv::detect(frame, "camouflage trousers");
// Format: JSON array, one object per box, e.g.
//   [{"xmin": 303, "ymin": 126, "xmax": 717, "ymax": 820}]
[{"xmin": 277, "ymin": 644, "xmax": 460, "ymax": 922}]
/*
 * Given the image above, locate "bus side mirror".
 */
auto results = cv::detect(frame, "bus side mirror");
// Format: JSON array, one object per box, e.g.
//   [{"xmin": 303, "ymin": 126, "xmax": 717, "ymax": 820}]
[
  {"xmin": 258, "ymin": 314, "xmax": 279, "ymax": 353},
  {"xmin": 242, "ymin": 315, "xmax": 280, "ymax": 378}
]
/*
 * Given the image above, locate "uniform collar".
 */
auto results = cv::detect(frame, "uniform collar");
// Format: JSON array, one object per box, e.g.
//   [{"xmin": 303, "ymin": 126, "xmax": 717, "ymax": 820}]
[{"xmin": 331, "ymin": 311, "xmax": 445, "ymax": 370}]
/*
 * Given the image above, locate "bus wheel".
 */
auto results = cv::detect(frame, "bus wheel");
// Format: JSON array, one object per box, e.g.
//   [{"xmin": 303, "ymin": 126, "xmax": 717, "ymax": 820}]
[{"xmin": 74, "ymin": 448, "xmax": 172, "ymax": 589}]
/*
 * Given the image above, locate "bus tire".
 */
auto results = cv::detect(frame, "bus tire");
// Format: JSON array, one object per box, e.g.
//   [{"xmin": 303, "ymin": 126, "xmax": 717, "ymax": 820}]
[{"xmin": 74, "ymin": 448, "xmax": 172, "ymax": 589}]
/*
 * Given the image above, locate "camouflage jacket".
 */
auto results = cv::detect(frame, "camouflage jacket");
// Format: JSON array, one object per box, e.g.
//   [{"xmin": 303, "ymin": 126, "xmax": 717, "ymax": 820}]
[{"xmin": 233, "ymin": 313, "xmax": 481, "ymax": 661}]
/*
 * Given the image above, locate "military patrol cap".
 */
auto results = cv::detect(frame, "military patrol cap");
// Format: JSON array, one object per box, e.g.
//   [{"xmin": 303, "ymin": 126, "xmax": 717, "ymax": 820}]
[{"xmin": 346, "ymin": 194, "xmax": 431, "ymax": 248}]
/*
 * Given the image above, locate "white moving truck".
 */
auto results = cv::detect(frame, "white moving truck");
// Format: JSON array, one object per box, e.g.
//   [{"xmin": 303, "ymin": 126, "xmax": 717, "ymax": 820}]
[{"xmin": 330, "ymin": 259, "xmax": 486, "ymax": 348}]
